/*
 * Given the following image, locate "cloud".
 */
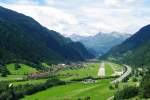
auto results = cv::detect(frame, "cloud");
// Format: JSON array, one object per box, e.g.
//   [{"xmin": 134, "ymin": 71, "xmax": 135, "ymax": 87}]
[
  {"xmin": 0, "ymin": 0, "xmax": 150, "ymax": 36},
  {"xmin": 81, "ymin": 5, "xmax": 150, "ymax": 33},
  {"xmin": 0, "ymin": 0, "xmax": 39, "ymax": 5},
  {"xmin": 43, "ymin": 0, "xmax": 55, "ymax": 5},
  {"xmin": 1, "ymin": 3, "xmax": 80, "ymax": 35},
  {"xmin": 104, "ymin": 0, "xmax": 121, "ymax": 7},
  {"xmin": 14, "ymin": 0, "xmax": 36, "ymax": 4}
]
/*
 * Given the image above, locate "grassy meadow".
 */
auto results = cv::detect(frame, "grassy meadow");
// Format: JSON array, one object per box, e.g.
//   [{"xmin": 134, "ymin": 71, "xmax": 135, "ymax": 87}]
[
  {"xmin": 0, "ymin": 61, "xmax": 126, "ymax": 100},
  {"xmin": 22, "ymin": 79, "xmax": 114, "ymax": 100},
  {"xmin": 7, "ymin": 63, "xmax": 38, "ymax": 75},
  {"xmin": 105, "ymin": 63, "xmax": 114, "ymax": 76},
  {"xmin": 58, "ymin": 63, "xmax": 99, "ymax": 80}
]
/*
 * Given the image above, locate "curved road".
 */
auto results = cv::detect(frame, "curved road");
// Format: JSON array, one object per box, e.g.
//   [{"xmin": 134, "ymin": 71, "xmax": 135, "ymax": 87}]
[
  {"xmin": 111, "ymin": 65, "xmax": 132, "ymax": 84},
  {"xmin": 107, "ymin": 65, "xmax": 132, "ymax": 100}
]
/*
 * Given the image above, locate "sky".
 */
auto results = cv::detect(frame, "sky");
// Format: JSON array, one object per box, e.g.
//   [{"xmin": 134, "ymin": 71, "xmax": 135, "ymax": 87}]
[{"xmin": 0, "ymin": 0, "xmax": 150, "ymax": 36}]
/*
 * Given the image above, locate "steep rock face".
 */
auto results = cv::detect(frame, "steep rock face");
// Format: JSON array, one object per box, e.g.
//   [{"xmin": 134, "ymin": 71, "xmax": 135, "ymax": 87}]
[{"xmin": 0, "ymin": 6, "xmax": 94, "ymax": 64}]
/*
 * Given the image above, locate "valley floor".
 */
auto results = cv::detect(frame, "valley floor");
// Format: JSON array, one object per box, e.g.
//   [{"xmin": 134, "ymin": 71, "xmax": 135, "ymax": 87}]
[
  {"xmin": 20, "ymin": 62, "xmax": 119, "ymax": 100},
  {"xmin": 0, "ymin": 61, "xmax": 142, "ymax": 100},
  {"xmin": 22, "ymin": 79, "xmax": 113, "ymax": 100}
]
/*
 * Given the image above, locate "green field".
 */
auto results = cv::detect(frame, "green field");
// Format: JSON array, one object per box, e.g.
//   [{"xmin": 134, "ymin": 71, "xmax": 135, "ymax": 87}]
[
  {"xmin": 0, "ymin": 75, "xmax": 24, "ymax": 81},
  {"xmin": 13, "ymin": 78, "xmax": 48, "ymax": 86},
  {"xmin": 0, "ymin": 63, "xmax": 38, "ymax": 81},
  {"xmin": 7, "ymin": 63, "xmax": 38, "ymax": 75},
  {"xmin": 108, "ymin": 62, "xmax": 123, "ymax": 72},
  {"xmin": 58, "ymin": 63, "xmax": 99, "ymax": 80},
  {"xmin": 22, "ymin": 79, "xmax": 114, "ymax": 100},
  {"xmin": 21, "ymin": 62, "xmax": 118, "ymax": 100},
  {"xmin": 0, "ymin": 62, "xmax": 125, "ymax": 100},
  {"xmin": 105, "ymin": 63, "xmax": 114, "ymax": 76}
]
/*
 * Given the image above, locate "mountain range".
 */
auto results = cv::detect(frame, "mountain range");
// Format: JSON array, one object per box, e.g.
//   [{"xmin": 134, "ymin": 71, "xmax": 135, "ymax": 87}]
[
  {"xmin": 104, "ymin": 24, "xmax": 150, "ymax": 67},
  {"xmin": 1, "ymin": 5, "xmax": 150, "ymax": 68},
  {"xmin": 0, "ymin": 6, "xmax": 94, "ymax": 65},
  {"xmin": 69, "ymin": 32, "xmax": 131, "ymax": 56}
]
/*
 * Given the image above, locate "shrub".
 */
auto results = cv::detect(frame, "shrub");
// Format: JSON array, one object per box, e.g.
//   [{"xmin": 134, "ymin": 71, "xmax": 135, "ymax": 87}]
[
  {"xmin": 14, "ymin": 63, "xmax": 21, "ymax": 70},
  {"xmin": 109, "ymin": 85, "xmax": 114, "ymax": 90},
  {"xmin": 114, "ymin": 86, "xmax": 138, "ymax": 100},
  {"xmin": 114, "ymin": 82, "xmax": 119, "ymax": 89},
  {"xmin": 0, "ymin": 65, "xmax": 9, "ymax": 77},
  {"xmin": 132, "ymin": 77, "xmax": 138, "ymax": 82},
  {"xmin": 85, "ymin": 96, "xmax": 91, "ymax": 100},
  {"xmin": 139, "ymin": 69, "xmax": 150, "ymax": 98},
  {"xmin": 1, "ymin": 69, "xmax": 8, "ymax": 77}
]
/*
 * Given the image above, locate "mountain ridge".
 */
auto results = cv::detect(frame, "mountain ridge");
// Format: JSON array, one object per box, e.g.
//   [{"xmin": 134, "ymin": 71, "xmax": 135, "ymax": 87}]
[
  {"xmin": 69, "ymin": 32, "xmax": 131, "ymax": 56},
  {"xmin": 0, "ymin": 6, "xmax": 94, "ymax": 65},
  {"xmin": 104, "ymin": 24, "xmax": 150, "ymax": 66}
]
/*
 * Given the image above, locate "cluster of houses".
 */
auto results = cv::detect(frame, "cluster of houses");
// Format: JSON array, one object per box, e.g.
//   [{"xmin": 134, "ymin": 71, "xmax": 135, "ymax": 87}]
[
  {"xmin": 57, "ymin": 63, "xmax": 87, "ymax": 70},
  {"xmin": 25, "ymin": 63, "xmax": 87, "ymax": 79},
  {"xmin": 27, "ymin": 72, "xmax": 50, "ymax": 79}
]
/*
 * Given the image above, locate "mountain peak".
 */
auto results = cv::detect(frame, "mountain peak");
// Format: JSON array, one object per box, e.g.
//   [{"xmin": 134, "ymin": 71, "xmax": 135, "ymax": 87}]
[{"xmin": 69, "ymin": 31, "xmax": 130, "ymax": 56}]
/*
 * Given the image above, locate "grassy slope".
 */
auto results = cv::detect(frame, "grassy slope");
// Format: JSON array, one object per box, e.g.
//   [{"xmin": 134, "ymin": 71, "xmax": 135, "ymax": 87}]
[
  {"xmin": 0, "ymin": 63, "xmax": 48, "ymax": 86},
  {"xmin": 0, "ymin": 63, "xmax": 38, "ymax": 81},
  {"xmin": 22, "ymin": 79, "xmax": 114, "ymax": 100},
  {"xmin": 7, "ymin": 64, "xmax": 38, "ymax": 75},
  {"xmin": 0, "ymin": 75, "xmax": 24, "ymax": 81}
]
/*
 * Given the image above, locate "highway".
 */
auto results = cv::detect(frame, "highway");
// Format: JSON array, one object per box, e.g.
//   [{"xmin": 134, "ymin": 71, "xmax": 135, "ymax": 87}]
[{"xmin": 111, "ymin": 65, "xmax": 132, "ymax": 83}]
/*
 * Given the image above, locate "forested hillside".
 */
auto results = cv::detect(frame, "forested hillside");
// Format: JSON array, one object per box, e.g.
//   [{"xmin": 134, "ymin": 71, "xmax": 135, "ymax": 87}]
[
  {"xmin": 104, "ymin": 25, "xmax": 150, "ymax": 66},
  {"xmin": 0, "ymin": 6, "xmax": 94, "ymax": 65},
  {"xmin": 123, "ymin": 42, "xmax": 150, "ymax": 66}
]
